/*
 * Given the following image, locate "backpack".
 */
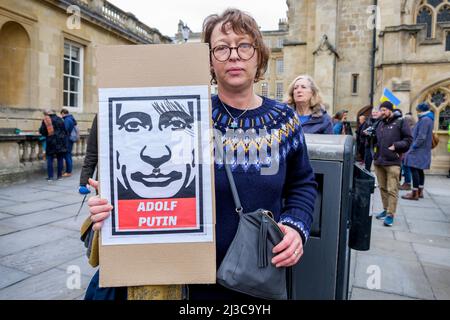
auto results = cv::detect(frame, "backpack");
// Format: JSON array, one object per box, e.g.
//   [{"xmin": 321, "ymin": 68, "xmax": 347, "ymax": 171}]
[
  {"xmin": 431, "ymin": 132, "xmax": 439, "ymax": 149},
  {"xmin": 70, "ymin": 125, "xmax": 80, "ymax": 142}
]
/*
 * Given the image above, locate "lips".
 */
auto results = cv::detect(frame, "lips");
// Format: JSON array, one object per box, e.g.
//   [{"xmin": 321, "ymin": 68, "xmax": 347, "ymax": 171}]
[
  {"xmin": 131, "ymin": 171, "xmax": 182, "ymax": 187},
  {"xmin": 226, "ymin": 67, "xmax": 244, "ymax": 75}
]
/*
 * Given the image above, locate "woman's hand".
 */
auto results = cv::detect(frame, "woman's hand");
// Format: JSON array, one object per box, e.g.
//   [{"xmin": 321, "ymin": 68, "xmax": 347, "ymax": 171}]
[
  {"xmin": 87, "ymin": 178, "xmax": 113, "ymax": 231},
  {"xmin": 271, "ymin": 224, "xmax": 304, "ymax": 268}
]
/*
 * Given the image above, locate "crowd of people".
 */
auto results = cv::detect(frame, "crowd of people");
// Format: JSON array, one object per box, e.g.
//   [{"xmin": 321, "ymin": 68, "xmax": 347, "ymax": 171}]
[
  {"xmin": 352, "ymin": 101, "xmax": 437, "ymax": 227},
  {"xmin": 39, "ymin": 108, "xmax": 78, "ymax": 181},
  {"xmin": 283, "ymin": 70, "xmax": 437, "ymax": 228}
]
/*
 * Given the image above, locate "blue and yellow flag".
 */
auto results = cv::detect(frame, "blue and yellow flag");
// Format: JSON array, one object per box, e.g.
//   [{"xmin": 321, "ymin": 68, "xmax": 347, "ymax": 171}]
[{"xmin": 380, "ymin": 88, "xmax": 401, "ymax": 107}]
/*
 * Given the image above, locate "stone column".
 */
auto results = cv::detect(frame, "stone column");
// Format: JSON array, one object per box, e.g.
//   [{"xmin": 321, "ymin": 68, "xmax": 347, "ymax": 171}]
[
  {"xmin": 29, "ymin": 140, "xmax": 38, "ymax": 163},
  {"xmin": 22, "ymin": 141, "xmax": 30, "ymax": 163},
  {"xmin": 38, "ymin": 142, "xmax": 44, "ymax": 160},
  {"xmin": 126, "ymin": 13, "xmax": 137, "ymax": 32},
  {"xmin": 88, "ymin": 0, "xmax": 104, "ymax": 14},
  {"xmin": 313, "ymin": 0, "xmax": 339, "ymax": 112}
]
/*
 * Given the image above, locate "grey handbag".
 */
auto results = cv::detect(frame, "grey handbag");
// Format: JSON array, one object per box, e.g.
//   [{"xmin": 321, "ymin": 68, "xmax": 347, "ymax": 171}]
[{"xmin": 216, "ymin": 162, "xmax": 289, "ymax": 300}]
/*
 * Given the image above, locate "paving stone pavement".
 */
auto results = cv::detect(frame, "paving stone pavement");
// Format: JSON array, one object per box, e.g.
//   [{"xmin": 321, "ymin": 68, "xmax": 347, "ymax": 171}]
[
  {"xmin": 0, "ymin": 168, "xmax": 449, "ymax": 300},
  {"xmin": 0, "ymin": 169, "xmax": 96, "ymax": 300},
  {"xmin": 349, "ymin": 174, "xmax": 450, "ymax": 300}
]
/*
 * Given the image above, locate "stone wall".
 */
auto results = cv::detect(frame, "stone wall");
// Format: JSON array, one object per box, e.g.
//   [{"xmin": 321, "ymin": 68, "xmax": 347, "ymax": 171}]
[
  {"xmin": 0, "ymin": 0, "xmax": 171, "ymax": 183},
  {"xmin": 0, "ymin": 0, "xmax": 171, "ymax": 134},
  {"xmin": 334, "ymin": 0, "xmax": 374, "ymax": 118},
  {"xmin": 0, "ymin": 134, "xmax": 89, "ymax": 186}
]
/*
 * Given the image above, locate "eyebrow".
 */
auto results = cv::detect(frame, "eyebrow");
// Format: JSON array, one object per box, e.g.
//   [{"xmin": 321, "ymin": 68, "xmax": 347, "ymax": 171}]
[
  {"xmin": 212, "ymin": 33, "xmax": 253, "ymax": 45},
  {"xmin": 152, "ymin": 100, "xmax": 192, "ymax": 117}
]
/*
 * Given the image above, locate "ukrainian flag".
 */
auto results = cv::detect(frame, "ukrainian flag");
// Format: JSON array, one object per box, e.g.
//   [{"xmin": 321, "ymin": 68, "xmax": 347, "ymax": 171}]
[{"xmin": 380, "ymin": 88, "xmax": 401, "ymax": 107}]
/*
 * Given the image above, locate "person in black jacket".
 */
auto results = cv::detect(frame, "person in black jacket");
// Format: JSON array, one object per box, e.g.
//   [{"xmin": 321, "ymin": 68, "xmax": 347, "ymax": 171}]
[
  {"xmin": 39, "ymin": 110, "xmax": 67, "ymax": 181},
  {"xmin": 361, "ymin": 108, "xmax": 382, "ymax": 171},
  {"xmin": 79, "ymin": 114, "xmax": 98, "ymax": 192},
  {"xmin": 373, "ymin": 101, "xmax": 412, "ymax": 227},
  {"xmin": 355, "ymin": 114, "xmax": 367, "ymax": 162}
]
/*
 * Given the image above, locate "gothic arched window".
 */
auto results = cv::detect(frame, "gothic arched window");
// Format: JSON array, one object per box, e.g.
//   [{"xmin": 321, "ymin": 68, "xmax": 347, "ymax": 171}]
[
  {"xmin": 423, "ymin": 86, "xmax": 450, "ymax": 131},
  {"xmin": 437, "ymin": 5, "xmax": 450, "ymax": 22},
  {"xmin": 439, "ymin": 105, "xmax": 450, "ymax": 130},
  {"xmin": 428, "ymin": 0, "xmax": 443, "ymax": 7},
  {"xmin": 431, "ymin": 90, "xmax": 446, "ymax": 107},
  {"xmin": 446, "ymin": 32, "xmax": 450, "ymax": 51},
  {"xmin": 417, "ymin": 6, "xmax": 434, "ymax": 38}
]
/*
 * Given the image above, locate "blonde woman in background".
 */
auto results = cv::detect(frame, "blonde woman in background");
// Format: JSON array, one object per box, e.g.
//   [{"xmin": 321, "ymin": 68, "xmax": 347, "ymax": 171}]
[{"xmin": 285, "ymin": 75, "xmax": 333, "ymax": 134}]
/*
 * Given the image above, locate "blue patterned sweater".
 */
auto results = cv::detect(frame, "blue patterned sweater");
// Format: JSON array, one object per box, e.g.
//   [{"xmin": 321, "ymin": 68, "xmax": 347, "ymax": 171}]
[{"xmin": 211, "ymin": 95, "xmax": 317, "ymax": 267}]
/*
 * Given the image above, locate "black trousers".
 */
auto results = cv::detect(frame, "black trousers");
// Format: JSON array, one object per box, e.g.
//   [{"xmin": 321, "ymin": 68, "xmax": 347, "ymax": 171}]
[
  {"xmin": 364, "ymin": 146, "xmax": 373, "ymax": 172},
  {"xmin": 411, "ymin": 167, "xmax": 425, "ymax": 189}
]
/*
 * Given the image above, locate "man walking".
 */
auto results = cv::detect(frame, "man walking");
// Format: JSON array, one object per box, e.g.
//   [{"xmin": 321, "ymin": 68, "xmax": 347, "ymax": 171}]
[
  {"xmin": 373, "ymin": 101, "xmax": 412, "ymax": 227},
  {"xmin": 61, "ymin": 108, "xmax": 77, "ymax": 177}
]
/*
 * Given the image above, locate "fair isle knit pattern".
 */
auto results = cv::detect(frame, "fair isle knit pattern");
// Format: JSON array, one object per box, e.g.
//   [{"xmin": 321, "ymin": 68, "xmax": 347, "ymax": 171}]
[
  {"xmin": 213, "ymin": 96, "xmax": 303, "ymax": 173},
  {"xmin": 211, "ymin": 95, "xmax": 316, "ymax": 246}
]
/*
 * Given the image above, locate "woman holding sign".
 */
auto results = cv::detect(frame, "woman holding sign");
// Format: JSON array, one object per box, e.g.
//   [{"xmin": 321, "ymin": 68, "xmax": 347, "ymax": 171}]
[{"xmin": 86, "ymin": 8, "xmax": 317, "ymax": 300}]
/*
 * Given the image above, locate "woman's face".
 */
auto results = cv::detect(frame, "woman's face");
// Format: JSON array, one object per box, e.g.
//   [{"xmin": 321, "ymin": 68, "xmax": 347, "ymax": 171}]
[
  {"xmin": 359, "ymin": 115, "xmax": 366, "ymax": 124},
  {"xmin": 210, "ymin": 22, "xmax": 259, "ymax": 91},
  {"xmin": 293, "ymin": 78, "xmax": 314, "ymax": 105},
  {"xmin": 114, "ymin": 100, "xmax": 195, "ymax": 198}
]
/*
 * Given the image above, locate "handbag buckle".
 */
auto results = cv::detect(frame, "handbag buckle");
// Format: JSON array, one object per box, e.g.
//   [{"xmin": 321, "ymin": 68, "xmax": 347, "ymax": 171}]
[{"xmin": 261, "ymin": 209, "xmax": 274, "ymax": 219}]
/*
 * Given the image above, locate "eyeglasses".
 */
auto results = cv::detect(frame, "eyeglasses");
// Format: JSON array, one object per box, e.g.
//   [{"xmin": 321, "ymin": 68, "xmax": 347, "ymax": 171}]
[{"xmin": 211, "ymin": 43, "xmax": 257, "ymax": 62}]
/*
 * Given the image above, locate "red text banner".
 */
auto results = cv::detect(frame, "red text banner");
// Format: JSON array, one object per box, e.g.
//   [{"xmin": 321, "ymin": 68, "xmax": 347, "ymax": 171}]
[{"xmin": 117, "ymin": 198, "xmax": 197, "ymax": 230}]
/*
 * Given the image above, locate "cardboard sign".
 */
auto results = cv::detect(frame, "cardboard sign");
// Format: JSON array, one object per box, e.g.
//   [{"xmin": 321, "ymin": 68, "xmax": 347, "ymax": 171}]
[{"xmin": 96, "ymin": 44, "xmax": 216, "ymax": 287}]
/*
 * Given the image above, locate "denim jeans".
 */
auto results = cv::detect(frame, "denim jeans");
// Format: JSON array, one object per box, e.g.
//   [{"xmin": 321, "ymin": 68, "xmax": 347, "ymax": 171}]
[
  {"xmin": 402, "ymin": 164, "xmax": 412, "ymax": 184},
  {"xmin": 64, "ymin": 141, "xmax": 74, "ymax": 173},
  {"xmin": 47, "ymin": 153, "xmax": 64, "ymax": 179}
]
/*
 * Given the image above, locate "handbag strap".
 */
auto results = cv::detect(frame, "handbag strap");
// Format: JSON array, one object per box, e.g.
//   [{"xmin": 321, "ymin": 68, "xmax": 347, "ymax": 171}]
[
  {"xmin": 224, "ymin": 163, "xmax": 243, "ymax": 215},
  {"xmin": 216, "ymin": 138, "xmax": 243, "ymax": 215}
]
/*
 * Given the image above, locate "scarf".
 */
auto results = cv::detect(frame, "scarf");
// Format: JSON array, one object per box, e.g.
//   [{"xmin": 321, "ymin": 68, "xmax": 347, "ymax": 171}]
[{"xmin": 44, "ymin": 116, "xmax": 54, "ymax": 136}]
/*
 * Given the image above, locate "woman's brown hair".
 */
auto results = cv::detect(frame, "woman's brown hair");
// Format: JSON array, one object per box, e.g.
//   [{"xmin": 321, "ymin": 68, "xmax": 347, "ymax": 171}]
[{"xmin": 202, "ymin": 8, "xmax": 269, "ymax": 84}]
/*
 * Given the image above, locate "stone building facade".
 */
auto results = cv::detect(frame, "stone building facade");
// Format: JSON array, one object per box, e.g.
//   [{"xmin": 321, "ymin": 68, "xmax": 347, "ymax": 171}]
[
  {"xmin": 0, "ymin": 0, "xmax": 171, "ymax": 132},
  {"xmin": 257, "ymin": 19, "xmax": 289, "ymax": 101},
  {"xmin": 284, "ymin": 0, "xmax": 450, "ymax": 173},
  {"xmin": 0, "ymin": 0, "xmax": 171, "ymax": 183}
]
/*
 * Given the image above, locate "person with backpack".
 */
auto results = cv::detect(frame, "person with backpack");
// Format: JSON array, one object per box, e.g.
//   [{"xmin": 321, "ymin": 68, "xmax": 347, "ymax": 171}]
[
  {"xmin": 39, "ymin": 110, "xmax": 67, "ymax": 181},
  {"xmin": 61, "ymin": 108, "xmax": 78, "ymax": 177},
  {"xmin": 373, "ymin": 101, "xmax": 412, "ymax": 227},
  {"xmin": 402, "ymin": 103, "xmax": 434, "ymax": 200}
]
